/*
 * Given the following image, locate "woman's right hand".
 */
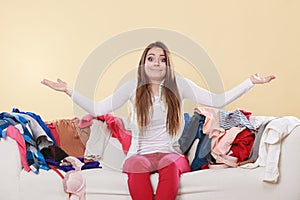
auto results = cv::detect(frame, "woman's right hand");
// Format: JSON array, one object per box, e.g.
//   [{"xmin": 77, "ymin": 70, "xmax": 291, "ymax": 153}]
[{"xmin": 41, "ymin": 78, "xmax": 73, "ymax": 96}]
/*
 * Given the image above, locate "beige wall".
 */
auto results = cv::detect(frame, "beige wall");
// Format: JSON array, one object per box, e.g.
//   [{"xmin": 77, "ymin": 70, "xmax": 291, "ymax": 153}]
[{"xmin": 1, "ymin": 0, "xmax": 299, "ymax": 121}]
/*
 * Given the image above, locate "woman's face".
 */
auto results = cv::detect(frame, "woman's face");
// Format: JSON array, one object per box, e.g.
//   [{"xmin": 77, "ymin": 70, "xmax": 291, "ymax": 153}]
[{"xmin": 144, "ymin": 47, "xmax": 167, "ymax": 83}]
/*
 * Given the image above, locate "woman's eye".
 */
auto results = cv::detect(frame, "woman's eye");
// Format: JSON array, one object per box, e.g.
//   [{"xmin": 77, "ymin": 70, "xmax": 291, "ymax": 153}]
[
  {"xmin": 161, "ymin": 58, "xmax": 166, "ymax": 63},
  {"xmin": 147, "ymin": 57, "xmax": 153, "ymax": 62}
]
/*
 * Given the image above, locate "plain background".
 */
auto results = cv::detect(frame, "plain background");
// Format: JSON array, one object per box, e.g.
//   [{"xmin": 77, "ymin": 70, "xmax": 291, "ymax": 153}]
[{"xmin": 1, "ymin": 0, "xmax": 299, "ymax": 121}]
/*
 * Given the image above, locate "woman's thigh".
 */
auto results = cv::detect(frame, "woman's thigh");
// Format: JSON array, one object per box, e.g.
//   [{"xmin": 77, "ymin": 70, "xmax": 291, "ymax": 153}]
[
  {"xmin": 158, "ymin": 153, "xmax": 191, "ymax": 173},
  {"xmin": 122, "ymin": 154, "xmax": 153, "ymax": 173}
]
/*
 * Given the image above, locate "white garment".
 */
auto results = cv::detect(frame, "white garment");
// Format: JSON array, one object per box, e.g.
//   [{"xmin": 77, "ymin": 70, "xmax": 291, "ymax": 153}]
[
  {"xmin": 84, "ymin": 120, "xmax": 111, "ymax": 161},
  {"xmin": 249, "ymin": 116, "xmax": 276, "ymax": 130},
  {"xmin": 240, "ymin": 116, "xmax": 300, "ymax": 183},
  {"xmin": 72, "ymin": 76, "xmax": 254, "ymax": 158}
]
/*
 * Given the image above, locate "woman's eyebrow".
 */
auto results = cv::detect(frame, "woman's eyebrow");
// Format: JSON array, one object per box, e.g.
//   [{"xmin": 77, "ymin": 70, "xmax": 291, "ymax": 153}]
[{"xmin": 147, "ymin": 53, "xmax": 165, "ymax": 57}]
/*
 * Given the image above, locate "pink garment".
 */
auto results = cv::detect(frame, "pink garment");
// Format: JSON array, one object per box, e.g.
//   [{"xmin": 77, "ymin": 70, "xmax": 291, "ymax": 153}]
[
  {"xmin": 209, "ymin": 154, "xmax": 238, "ymax": 169},
  {"xmin": 6, "ymin": 125, "xmax": 30, "ymax": 172},
  {"xmin": 45, "ymin": 122, "xmax": 61, "ymax": 146},
  {"xmin": 77, "ymin": 115, "xmax": 94, "ymax": 128},
  {"xmin": 62, "ymin": 156, "xmax": 86, "ymax": 200},
  {"xmin": 212, "ymin": 126, "xmax": 246, "ymax": 156},
  {"xmin": 194, "ymin": 107, "xmax": 223, "ymax": 138},
  {"xmin": 79, "ymin": 114, "xmax": 132, "ymax": 154},
  {"xmin": 195, "ymin": 107, "xmax": 251, "ymax": 168},
  {"xmin": 123, "ymin": 153, "xmax": 190, "ymax": 200},
  {"xmin": 195, "ymin": 107, "xmax": 225, "ymax": 151}
]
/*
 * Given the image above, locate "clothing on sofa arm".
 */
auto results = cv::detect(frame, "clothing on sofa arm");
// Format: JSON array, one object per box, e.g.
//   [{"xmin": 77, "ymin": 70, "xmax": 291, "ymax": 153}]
[
  {"xmin": 12, "ymin": 112, "xmax": 54, "ymax": 150},
  {"xmin": 0, "ymin": 112, "xmax": 49, "ymax": 173},
  {"xmin": 12, "ymin": 108, "xmax": 57, "ymax": 146},
  {"xmin": 1, "ymin": 125, "xmax": 30, "ymax": 171},
  {"xmin": 240, "ymin": 116, "xmax": 300, "ymax": 183}
]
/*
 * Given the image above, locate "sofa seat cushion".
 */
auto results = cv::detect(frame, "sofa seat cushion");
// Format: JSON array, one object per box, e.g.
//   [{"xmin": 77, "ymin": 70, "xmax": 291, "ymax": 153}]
[
  {"xmin": 91, "ymin": 167, "xmax": 279, "ymax": 199},
  {"xmin": 19, "ymin": 161, "xmax": 287, "ymax": 200},
  {"xmin": 19, "ymin": 169, "xmax": 68, "ymax": 200},
  {"xmin": 178, "ymin": 167, "xmax": 279, "ymax": 199}
]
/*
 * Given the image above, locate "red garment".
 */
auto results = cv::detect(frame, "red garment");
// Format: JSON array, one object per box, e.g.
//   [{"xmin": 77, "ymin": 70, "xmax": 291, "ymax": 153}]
[
  {"xmin": 230, "ymin": 110, "xmax": 255, "ymax": 162},
  {"xmin": 6, "ymin": 125, "xmax": 30, "ymax": 172},
  {"xmin": 229, "ymin": 129, "xmax": 255, "ymax": 162},
  {"xmin": 239, "ymin": 109, "xmax": 252, "ymax": 120},
  {"xmin": 123, "ymin": 153, "xmax": 190, "ymax": 200},
  {"xmin": 97, "ymin": 114, "xmax": 132, "ymax": 154},
  {"xmin": 45, "ymin": 122, "xmax": 61, "ymax": 146}
]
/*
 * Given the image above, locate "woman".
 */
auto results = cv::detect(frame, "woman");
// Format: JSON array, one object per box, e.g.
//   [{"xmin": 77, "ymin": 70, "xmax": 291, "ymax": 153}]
[{"xmin": 41, "ymin": 41, "xmax": 275, "ymax": 200}]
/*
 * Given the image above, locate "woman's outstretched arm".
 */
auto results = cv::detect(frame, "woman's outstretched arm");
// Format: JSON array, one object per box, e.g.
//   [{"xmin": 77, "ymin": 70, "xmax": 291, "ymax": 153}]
[
  {"xmin": 41, "ymin": 78, "xmax": 136, "ymax": 116},
  {"xmin": 178, "ymin": 73, "xmax": 276, "ymax": 108}
]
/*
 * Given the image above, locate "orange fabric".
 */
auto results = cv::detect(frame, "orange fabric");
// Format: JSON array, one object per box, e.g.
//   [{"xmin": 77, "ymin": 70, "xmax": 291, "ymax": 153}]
[{"xmin": 54, "ymin": 119, "xmax": 85, "ymax": 158}]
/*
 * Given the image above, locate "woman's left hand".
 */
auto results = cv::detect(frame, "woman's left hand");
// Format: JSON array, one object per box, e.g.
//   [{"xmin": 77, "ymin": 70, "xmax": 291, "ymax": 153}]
[{"xmin": 250, "ymin": 73, "xmax": 276, "ymax": 84}]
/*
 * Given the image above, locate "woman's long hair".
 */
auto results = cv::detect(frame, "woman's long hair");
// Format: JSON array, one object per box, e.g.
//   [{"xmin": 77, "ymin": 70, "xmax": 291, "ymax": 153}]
[{"xmin": 135, "ymin": 41, "xmax": 181, "ymax": 136}]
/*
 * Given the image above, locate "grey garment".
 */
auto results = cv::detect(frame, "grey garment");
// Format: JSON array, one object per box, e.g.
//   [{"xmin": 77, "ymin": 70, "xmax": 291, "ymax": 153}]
[
  {"xmin": 219, "ymin": 109, "xmax": 254, "ymax": 130},
  {"xmin": 12, "ymin": 113, "xmax": 53, "ymax": 150},
  {"xmin": 1, "ymin": 117, "xmax": 18, "ymax": 126},
  {"xmin": 0, "ymin": 119, "xmax": 8, "ymax": 127},
  {"xmin": 248, "ymin": 120, "xmax": 273, "ymax": 162}
]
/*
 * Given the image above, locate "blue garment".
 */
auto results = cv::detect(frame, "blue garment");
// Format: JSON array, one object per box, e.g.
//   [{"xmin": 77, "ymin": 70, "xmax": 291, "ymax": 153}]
[
  {"xmin": 179, "ymin": 112, "xmax": 210, "ymax": 171},
  {"xmin": 12, "ymin": 108, "xmax": 57, "ymax": 146},
  {"xmin": 190, "ymin": 134, "xmax": 211, "ymax": 171},
  {"xmin": 46, "ymin": 158, "xmax": 102, "ymax": 172},
  {"xmin": 0, "ymin": 119, "xmax": 10, "ymax": 138},
  {"xmin": 179, "ymin": 112, "xmax": 205, "ymax": 154}
]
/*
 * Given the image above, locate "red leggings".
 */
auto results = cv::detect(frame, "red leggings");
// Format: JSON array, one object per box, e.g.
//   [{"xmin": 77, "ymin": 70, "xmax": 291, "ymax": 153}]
[{"xmin": 122, "ymin": 153, "xmax": 191, "ymax": 200}]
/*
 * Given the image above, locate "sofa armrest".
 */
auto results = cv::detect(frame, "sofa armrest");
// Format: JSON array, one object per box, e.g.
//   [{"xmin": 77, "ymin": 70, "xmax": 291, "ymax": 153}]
[
  {"xmin": 0, "ymin": 137, "xmax": 22, "ymax": 200},
  {"xmin": 278, "ymin": 125, "xmax": 300, "ymax": 198},
  {"xmin": 0, "ymin": 137, "xmax": 23, "ymax": 175}
]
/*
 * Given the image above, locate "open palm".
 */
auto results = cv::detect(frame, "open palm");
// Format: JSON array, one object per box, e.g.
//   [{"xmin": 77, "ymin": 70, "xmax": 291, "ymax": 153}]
[
  {"xmin": 250, "ymin": 73, "xmax": 276, "ymax": 84},
  {"xmin": 41, "ymin": 78, "xmax": 68, "ymax": 92}
]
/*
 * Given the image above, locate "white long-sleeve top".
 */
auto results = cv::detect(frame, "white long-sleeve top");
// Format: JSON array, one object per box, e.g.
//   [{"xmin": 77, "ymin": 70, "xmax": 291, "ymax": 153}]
[{"xmin": 72, "ymin": 76, "xmax": 254, "ymax": 157}]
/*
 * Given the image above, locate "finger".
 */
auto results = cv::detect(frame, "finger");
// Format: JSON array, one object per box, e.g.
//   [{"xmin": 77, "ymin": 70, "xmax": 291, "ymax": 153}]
[
  {"xmin": 57, "ymin": 78, "xmax": 66, "ymax": 84},
  {"xmin": 265, "ymin": 75, "xmax": 276, "ymax": 83},
  {"xmin": 269, "ymin": 75, "xmax": 276, "ymax": 81},
  {"xmin": 41, "ymin": 79, "xmax": 50, "ymax": 85}
]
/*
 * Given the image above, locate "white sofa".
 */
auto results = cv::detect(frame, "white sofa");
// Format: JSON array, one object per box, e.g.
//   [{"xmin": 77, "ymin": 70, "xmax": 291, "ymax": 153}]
[{"xmin": 1, "ymin": 116, "xmax": 300, "ymax": 200}]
